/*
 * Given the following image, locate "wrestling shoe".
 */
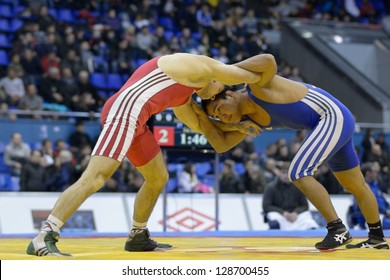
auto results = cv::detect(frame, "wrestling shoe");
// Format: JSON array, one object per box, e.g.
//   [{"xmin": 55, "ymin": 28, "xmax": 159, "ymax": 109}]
[
  {"xmin": 315, "ymin": 227, "xmax": 352, "ymax": 250},
  {"xmin": 26, "ymin": 231, "xmax": 71, "ymax": 256},
  {"xmin": 346, "ymin": 234, "xmax": 389, "ymax": 249},
  {"xmin": 124, "ymin": 228, "xmax": 172, "ymax": 252}
]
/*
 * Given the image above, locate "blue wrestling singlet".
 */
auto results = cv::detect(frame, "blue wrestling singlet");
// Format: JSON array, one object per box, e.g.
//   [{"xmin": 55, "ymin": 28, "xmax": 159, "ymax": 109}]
[{"xmin": 247, "ymin": 83, "xmax": 360, "ymax": 181}]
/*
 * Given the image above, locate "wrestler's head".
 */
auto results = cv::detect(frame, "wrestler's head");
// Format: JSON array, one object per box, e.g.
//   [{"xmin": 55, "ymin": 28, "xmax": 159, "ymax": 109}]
[
  {"xmin": 196, "ymin": 80, "xmax": 224, "ymax": 100},
  {"xmin": 201, "ymin": 84, "xmax": 246, "ymax": 123}
]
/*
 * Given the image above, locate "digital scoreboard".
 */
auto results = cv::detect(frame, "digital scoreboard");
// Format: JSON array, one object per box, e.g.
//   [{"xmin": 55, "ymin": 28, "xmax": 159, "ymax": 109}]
[{"xmin": 152, "ymin": 109, "xmax": 212, "ymax": 149}]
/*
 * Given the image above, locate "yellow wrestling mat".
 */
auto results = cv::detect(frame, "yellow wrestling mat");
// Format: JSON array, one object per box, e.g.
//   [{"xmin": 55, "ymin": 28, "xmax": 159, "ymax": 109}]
[{"xmin": 1, "ymin": 236, "xmax": 389, "ymax": 260}]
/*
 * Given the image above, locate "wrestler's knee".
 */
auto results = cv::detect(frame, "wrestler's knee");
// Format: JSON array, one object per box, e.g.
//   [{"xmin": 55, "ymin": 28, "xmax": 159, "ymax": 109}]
[
  {"xmin": 290, "ymin": 176, "xmax": 313, "ymax": 192},
  {"xmin": 144, "ymin": 167, "xmax": 169, "ymax": 187},
  {"xmin": 78, "ymin": 157, "xmax": 120, "ymax": 192}
]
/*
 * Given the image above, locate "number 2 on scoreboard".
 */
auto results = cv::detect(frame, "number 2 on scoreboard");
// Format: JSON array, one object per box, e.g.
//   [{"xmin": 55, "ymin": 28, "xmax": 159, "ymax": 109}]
[{"xmin": 153, "ymin": 126, "xmax": 174, "ymax": 146}]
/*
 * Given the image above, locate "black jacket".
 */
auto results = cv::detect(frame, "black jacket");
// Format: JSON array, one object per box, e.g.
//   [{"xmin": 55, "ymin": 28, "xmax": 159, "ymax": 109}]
[{"xmin": 262, "ymin": 178, "xmax": 309, "ymax": 214}]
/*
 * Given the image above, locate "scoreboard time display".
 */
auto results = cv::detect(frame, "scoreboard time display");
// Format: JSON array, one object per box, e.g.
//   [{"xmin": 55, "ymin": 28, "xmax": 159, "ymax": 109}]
[{"xmin": 152, "ymin": 109, "xmax": 212, "ymax": 149}]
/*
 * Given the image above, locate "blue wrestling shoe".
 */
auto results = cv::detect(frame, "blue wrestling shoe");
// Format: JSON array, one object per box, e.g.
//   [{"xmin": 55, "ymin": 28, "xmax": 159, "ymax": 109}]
[
  {"xmin": 26, "ymin": 231, "xmax": 71, "ymax": 256},
  {"xmin": 124, "ymin": 228, "xmax": 172, "ymax": 251}
]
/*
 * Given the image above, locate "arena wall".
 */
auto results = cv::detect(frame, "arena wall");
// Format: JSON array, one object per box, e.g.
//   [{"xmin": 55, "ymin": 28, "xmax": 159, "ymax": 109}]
[{"xmin": 0, "ymin": 192, "xmax": 357, "ymax": 234}]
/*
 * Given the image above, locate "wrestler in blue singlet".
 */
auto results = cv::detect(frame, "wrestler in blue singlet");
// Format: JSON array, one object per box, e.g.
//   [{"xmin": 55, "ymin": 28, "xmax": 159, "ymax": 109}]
[{"xmin": 247, "ymin": 83, "xmax": 359, "ymax": 181}]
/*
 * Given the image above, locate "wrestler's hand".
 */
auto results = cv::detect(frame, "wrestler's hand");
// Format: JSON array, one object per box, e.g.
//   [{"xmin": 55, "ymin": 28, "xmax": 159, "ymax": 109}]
[{"xmin": 237, "ymin": 120, "xmax": 262, "ymax": 137}]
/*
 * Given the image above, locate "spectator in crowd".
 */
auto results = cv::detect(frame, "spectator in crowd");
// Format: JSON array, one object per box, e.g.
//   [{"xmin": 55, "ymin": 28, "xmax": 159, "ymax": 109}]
[
  {"xmin": 375, "ymin": 133, "xmax": 389, "ymax": 159},
  {"xmin": 349, "ymin": 162, "xmax": 390, "ymax": 229},
  {"xmin": 102, "ymin": 8, "xmax": 122, "ymax": 31},
  {"xmin": 73, "ymin": 144, "xmax": 92, "ymax": 179},
  {"xmin": 115, "ymin": 38, "xmax": 135, "ymax": 74},
  {"xmin": 291, "ymin": 129, "xmax": 307, "ymax": 146},
  {"xmin": 61, "ymin": 49, "xmax": 82, "ymax": 76},
  {"xmin": 41, "ymin": 138, "xmax": 55, "ymax": 167},
  {"xmin": 361, "ymin": 128, "xmax": 376, "ymax": 162},
  {"xmin": 18, "ymin": 84, "xmax": 44, "ymax": 116},
  {"xmin": 367, "ymin": 144, "xmax": 388, "ymax": 169},
  {"xmin": 315, "ymin": 164, "xmax": 346, "ymax": 194},
  {"xmin": 179, "ymin": 27, "xmax": 198, "ymax": 53},
  {"xmin": 226, "ymin": 135, "xmax": 257, "ymax": 163},
  {"xmin": 8, "ymin": 54, "xmax": 25, "ymax": 79},
  {"xmin": 262, "ymin": 161, "xmax": 319, "ymax": 230},
  {"xmin": 258, "ymin": 142, "xmax": 278, "ymax": 167},
  {"xmin": 53, "ymin": 139, "xmax": 68, "ymax": 158},
  {"xmin": 124, "ymin": 160, "xmax": 146, "ymax": 193},
  {"xmin": 60, "ymin": 67, "xmax": 79, "ymax": 105},
  {"xmin": 68, "ymin": 120, "xmax": 93, "ymax": 154},
  {"xmin": 274, "ymin": 144, "xmax": 291, "ymax": 162},
  {"xmin": 36, "ymin": 5, "xmax": 57, "ymax": 31},
  {"xmin": 75, "ymin": 70, "xmax": 102, "ymax": 108},
  {"xmin": 240, "ymin": 159, "xmax": 267, "ymax": 194},
  {"xmin": 45, "ymin": 149, "xmax": 75, "ymax": 192},
  {"xmin": 177, "ymin": 162, "xmax": 200, "ymax": 193},
  {"xmin": 0, "ymin": 68, "xmax": 26, "ymax": 107},
  {"xmin": 180, "ymin": 4, "xmax": 198, "ymax": 33},
  {"xmin": 289, "ymin": 67, "xmax": 303, "ymax": 82},
  {"xmin": 99, "ymin": 171, "xmax": 127, "ymax": 192},
  {"xmin": 220, "ymin": 159, "xmax": 245, "ymax": 193},
  {"xmin": 0, "ymin": 86, "xmax": 7, "ymax": 105},
  {"xmin": 40, "ymin": 51, "xmax": 61, "ymax": 75},
  {"xmin": 0, "ymin": 102, "xmax": 17, "ymax": 120},
  {"xmin": 3, "ymin": 132, "xmax": 31, "ymax": 176},
  {"xmin": 177, "ymin": 162, "xmax": 212, "ymax": 193},
  {"xmin": 135, "ymin": 25, "xmax": 155, "ymax": 59},
  {"xmin": 20, "ymin": 48, "xmax": 43, "ymax": 85},
  {"xmin": 40, "ymin": 66, "xmax": 69, "ymax": 111},
  {"xmin": 262, "ymin": 157, "xmax": 281, "ymax": 184},
  {"xmin": 79, "ymin": 41, "xmax": 94, "ymax": 71},
  {"xmin": 153, "ymin": 26, "xmax": 169, "ymax": 51},
  {"xmin": 20, "ymin": 149, "xmax": 48, "ymax": 192},
  {"xmin": 196, "ymin": 3, "xmax": 213, "ymax": 33},
  {"xmin": 243, "ymin": 9, "xmax": 260, "ymax": 35}
]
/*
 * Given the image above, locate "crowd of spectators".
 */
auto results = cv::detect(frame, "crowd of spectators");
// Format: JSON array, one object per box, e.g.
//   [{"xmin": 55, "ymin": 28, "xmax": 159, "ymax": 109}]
[
  {"xmin": 0, "ymin": 0, "xmax": 390, "ymax": 194},
  {"xmin": 1, "ymin": 0, "xmax": 387, "ymax": 116}
]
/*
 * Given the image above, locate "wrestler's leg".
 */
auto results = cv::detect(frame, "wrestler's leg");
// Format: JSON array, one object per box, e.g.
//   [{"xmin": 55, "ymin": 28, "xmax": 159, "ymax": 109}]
[
  {"xmin": 133, "ymin": 151, "xmax": 169, "ymax": 224},
  {"xmin": 333, "ymin": 166, "xmax": 379, "ymax": 223}
]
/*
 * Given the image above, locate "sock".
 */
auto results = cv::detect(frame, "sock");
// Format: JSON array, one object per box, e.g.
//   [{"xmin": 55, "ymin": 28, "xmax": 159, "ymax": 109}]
[
  {"xmin": 326, "ymin": 218, "xmax": 345, "ymax": 231},
  {"xmin": 131, "ymin": 220, "xmax": 147, "ymax": 234},
  {"xmin": 368, "ymin": 221, "xmax": 384, "ymax": 238},
  {"xmin": 41, "ymin": 214, "xmax": 64, "ymax": 233}
]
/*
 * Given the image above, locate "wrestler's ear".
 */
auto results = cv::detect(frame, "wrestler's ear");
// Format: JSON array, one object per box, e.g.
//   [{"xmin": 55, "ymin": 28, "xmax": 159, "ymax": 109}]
[{"xmin": 225, "ymin": 90, "xmax": 235, "ymax": 98}]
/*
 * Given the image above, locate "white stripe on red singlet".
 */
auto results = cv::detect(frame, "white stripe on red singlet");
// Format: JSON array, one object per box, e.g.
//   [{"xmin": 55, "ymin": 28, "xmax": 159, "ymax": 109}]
[{"xmin": 93, "ymin": 68, "xmax": 177, "ymax": 161}]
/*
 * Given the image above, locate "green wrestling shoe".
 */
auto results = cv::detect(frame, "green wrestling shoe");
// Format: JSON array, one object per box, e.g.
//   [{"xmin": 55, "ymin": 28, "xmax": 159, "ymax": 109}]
[
  {"xmin": 26, "ymin": 231, "xmax": 71, "ymax": 256},
  {"xmin": 124, "ymin": 228, "xmax": 172, "ymax": 252}
]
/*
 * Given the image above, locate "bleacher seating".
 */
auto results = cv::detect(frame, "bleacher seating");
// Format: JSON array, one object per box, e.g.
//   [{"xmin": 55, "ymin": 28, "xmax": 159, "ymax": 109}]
[
  {"xmin": 0, "ymin": 49, "xmax": 9, "ymax": 65},
  {"xmin": 107, "ymin": 73, "xmax": 123, "ymax": 91},
  {"xmin": 0, "ymin": 4, "xmax": 13, "ymax": 18},
  {"xmin": 0, "ymin": 33, "xmax": 11, "ymax": 48}
]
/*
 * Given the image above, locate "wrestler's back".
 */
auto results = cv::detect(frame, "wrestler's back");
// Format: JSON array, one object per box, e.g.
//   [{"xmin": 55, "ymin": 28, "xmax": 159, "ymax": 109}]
[
  {"xmin": 157, "ymin": 53, "xmax": 213, "ymax": 87},
  {"xmin": 247, "ymin": 76, "xmax": 348, "ymax": 130},
  {"xmin": 103, "ymin": 56, "xmax": 198, "ymax": 120}
]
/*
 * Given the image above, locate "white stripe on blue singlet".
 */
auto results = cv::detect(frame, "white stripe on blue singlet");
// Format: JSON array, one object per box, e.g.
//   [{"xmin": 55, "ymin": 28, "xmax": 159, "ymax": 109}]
[{"xmin": 288, "ymin": 88, "xmax": 344, "ymax": 181}]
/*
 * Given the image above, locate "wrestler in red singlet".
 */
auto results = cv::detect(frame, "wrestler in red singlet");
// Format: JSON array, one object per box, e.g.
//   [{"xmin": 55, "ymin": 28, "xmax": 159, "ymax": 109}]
[{"xmin": 92, "ymin": 57, "xmax": 199, "ymax": 166}]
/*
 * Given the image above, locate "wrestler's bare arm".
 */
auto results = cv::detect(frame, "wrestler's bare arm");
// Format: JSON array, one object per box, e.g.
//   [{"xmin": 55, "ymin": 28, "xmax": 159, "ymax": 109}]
[
  {"xmin": 159, "ymin": 53, "xmax": 261, "ymax": 87},
  {"xmin": 211, "ymin": 119, "xmax": 262, "ymax": 136},
  {"xmin": 173, "ymin": 99, "xmax": 247, "ymax": 153},
  {"xmin": 233, "ymin": 53, "xmax": 277, "ymax": 87}
]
